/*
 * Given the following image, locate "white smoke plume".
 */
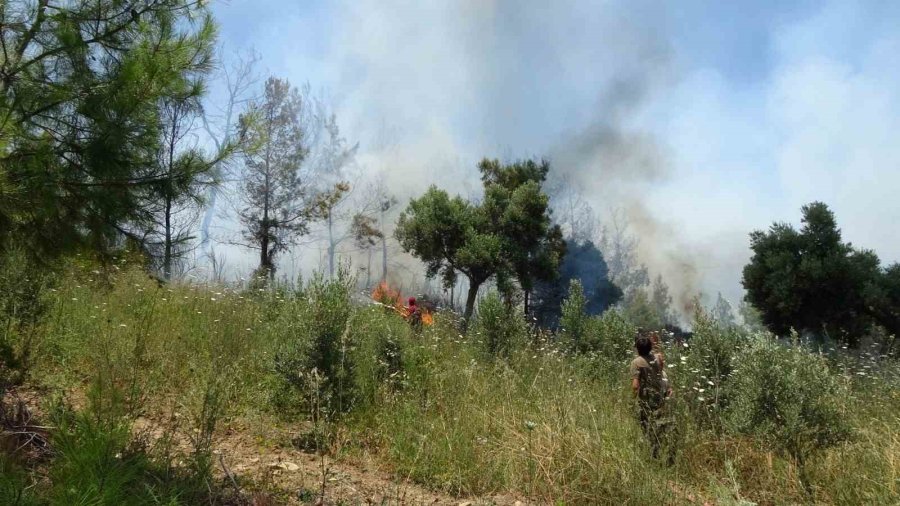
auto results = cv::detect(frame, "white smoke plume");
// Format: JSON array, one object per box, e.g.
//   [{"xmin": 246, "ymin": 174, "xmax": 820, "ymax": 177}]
[{"xmin": 207, "ymin": 0, "xmax": 900, "ymax": 310}]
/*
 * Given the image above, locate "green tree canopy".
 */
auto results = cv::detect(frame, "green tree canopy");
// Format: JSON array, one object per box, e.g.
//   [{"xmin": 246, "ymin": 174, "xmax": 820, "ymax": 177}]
[
  {"xmin": 532, "ymin": 239, "xmax": 621, "ymax": 329},
  {"xmin": 742, "ymin": 202, "xmax": 887, "ymax": 345},
  {"xmin": 1, "ymin": 0, "xmax": 217, "ymax": 259},
  {"xmin": 395, "ymin": 158, "xmax": 564, "ymax": 325}
]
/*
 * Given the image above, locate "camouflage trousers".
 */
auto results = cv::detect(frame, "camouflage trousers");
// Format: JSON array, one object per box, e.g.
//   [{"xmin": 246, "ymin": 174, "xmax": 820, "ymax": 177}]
[{"xmin": 638, "ymin": 404, "xmax": 676, "ymax": 464}]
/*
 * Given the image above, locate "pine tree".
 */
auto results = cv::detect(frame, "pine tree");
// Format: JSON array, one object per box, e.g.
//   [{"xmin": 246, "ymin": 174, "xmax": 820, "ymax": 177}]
[
  {"xmin": 237, "ymin": 77, "xmax": 343, "ymax": 280},
  {"xmin": 0, "ymin": 0, "xmax": 217, "ymax": 258}
]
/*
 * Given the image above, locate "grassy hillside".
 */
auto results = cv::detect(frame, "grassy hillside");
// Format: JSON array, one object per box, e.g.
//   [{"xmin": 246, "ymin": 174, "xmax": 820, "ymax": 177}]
[{"xmin": 1, "ymin": 260, "xmax": 898, "ymax": 505}]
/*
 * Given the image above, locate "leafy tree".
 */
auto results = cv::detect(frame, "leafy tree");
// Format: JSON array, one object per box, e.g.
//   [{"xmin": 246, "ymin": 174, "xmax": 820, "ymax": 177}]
[
  {"xmin": 350, "ymin": 213, "xmax": 383, "ymax": 287},
  {"xmin": 396, "ymin": 158, "xmax": 563, "ymax": 325},
  {"xmin": 237, "ymin": 77, "xmax": 344, "ymax": 280},
  {"xmin": 742, "ymin": 202, "xmax": 882, "ymax": 345},
  {"xmin": 532, "ymin": 239, "xmax": 622, "ymax": 328},
  {"xmin": 396, "ymin": 186, "xmax": 500, "ymax": 324},
  {"xmin": 650, "ymin": 274, "xmax": 676, "ymax": 327},
  {"xmin": 0, "ymin": 0, "xmax": 216, "ymax": 258},
  {"xmin": 865, "ymin": 263, "xmax": 900, "ymax": 347},
  {"xmin": 479, "ymin": 159, "xmax": 566, "ymax": 312},
  {"xmin": 559, "ymin": 279, "xmax": 589, "ymax": 352}
]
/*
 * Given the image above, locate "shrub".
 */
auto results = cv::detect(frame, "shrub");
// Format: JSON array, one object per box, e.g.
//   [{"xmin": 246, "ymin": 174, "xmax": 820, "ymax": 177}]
[
  {"xmin": 558, "ymin": 279, "xmax": 636, "ymax": 363},
  {"xmin": 672, "ymin": 309, "xmax": 747, "ymax": 428},
  {"xmin": 471, "ymin": 291, "xmax": 525, "ymax": 358},
  {"xmin": 351, "ymin": 307, "xmax": 413, "ymax": 407},
  {"xmin": 0, "ymin": 248, "xmax": 52, "ymax": 385},
  {"xmin": 588, "ymin": 309, "xmax": 635, "ymax": 363},
  {"xmin": 726, "ymin": 336, "xmax": 852, "ymax": 470},
  {"xmin": 274, "ymin": 271, "xmax": 357, "ymax": 420},
  {"xmin": 559, "ymin": 280, "xmax": 589, "ymax": 352}
]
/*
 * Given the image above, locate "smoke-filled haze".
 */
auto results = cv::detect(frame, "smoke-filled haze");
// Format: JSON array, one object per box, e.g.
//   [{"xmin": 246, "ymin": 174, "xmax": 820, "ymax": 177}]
[{"xmin": 208, "ymin": 0, "xmax": 900, "ymax": 311}]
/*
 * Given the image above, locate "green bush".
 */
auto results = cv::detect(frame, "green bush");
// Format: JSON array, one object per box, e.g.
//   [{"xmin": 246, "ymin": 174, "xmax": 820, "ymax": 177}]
[
  {"xmin": 0, "ymin": 248, "xmax": 52, "ymax": 385},
  {"xmin": 44, "ymin": 375, "xmax": 216, "ymax": 506},
  {"xmin": 351, "ymin": 307, "xmax": 414, "ymax": 407},
  {"xmin": 0, "ymin": 452, "xmax": 38, "ymax": 506},
  {"xmin": 274, "ymin": 271, "xmax": 357, "ymax": 420},
  {"xmin": 559, "ymin": 280, "xmax": 589, "ymax": 352},
  {"xmin": 726, "ymin": 336, "xmax": 852, "ymax": 467},
  {"xmin": 672, "ymin": 309, "xmax": 747, "ymax": 428},
  {"xmin": 471, "ymin": 291, "xmax": 525, "ymax": 358},
  {"xmin": 588, "ymin": 309, "xmax": 635, "ymax": 363}
]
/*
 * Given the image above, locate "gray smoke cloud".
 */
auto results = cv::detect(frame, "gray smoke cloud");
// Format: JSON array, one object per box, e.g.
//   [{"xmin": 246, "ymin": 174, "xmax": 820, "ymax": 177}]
[
  {"xmin": 207, "ymin": 0, "xmax": 900, "ymax": 311},
  {"xmin": 318, "ymin": 0, "xmax": 708, "ymax": 307}
]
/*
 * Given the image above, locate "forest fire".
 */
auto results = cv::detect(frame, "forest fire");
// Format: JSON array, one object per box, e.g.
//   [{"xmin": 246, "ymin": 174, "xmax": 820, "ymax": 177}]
[{"xmin": 370, "ymin": 281, "xmax": 433, "ymax": 326}]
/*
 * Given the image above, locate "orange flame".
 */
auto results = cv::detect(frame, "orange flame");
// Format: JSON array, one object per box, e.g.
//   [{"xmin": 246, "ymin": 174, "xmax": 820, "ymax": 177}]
[{"xmin": 370, "ymin": 281, "xmax": 433, "ymax": 326}]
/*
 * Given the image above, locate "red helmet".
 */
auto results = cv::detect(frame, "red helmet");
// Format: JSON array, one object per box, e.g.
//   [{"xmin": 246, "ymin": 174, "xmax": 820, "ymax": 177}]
[{"xmin": 408, "ymin": 296, "xmax": 416, "ymax": 306}]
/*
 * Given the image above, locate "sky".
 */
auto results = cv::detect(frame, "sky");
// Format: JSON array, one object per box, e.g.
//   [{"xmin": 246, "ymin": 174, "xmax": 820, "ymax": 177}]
[{"xmin": 206, "ymin": 0, "xmax": 900, "ymax": 311}]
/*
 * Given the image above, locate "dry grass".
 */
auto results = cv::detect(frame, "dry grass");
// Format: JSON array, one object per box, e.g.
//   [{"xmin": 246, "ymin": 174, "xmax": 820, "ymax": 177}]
[{"xmin": 1, "ymin": 263, "xmax": 897, "ymax": 505}]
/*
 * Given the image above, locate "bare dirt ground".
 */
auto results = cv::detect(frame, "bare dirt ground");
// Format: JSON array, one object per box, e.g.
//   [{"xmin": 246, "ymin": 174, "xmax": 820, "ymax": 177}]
[
  {"xmin": 8, "ymin": 385, "xmax": 522, "ymax": 505},
  {"xmin": 211, "ymin": 422, "xmax": 524, "ymax": 505}
]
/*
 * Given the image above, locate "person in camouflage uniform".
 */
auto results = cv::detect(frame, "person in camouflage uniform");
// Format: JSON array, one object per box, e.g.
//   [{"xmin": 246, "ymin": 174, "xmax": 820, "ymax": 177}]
[{"xmin": 630, "ymin": 332, "xmax": 674, "ymax": 462}]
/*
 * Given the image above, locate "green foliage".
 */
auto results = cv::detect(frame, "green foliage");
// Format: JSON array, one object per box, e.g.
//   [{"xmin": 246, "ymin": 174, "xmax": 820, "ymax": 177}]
[
  {"xmin": 274, "ymin": 272, "xmax": 357, "ymax": 419},
  {"xmin": 726, "ymin": 336, "xmax": 852, "ymax": 465},
  {"xmin": 396, "ymin": 158, "xmax": 564, "ymax": 324},
  {"xmin": 559, "ymin": 280, "xmax": 589, "ymax": 352},
  {"xmin": 866, "ymin": 262, "xmax": 900, "ymax": 344},
  {"xmin": 554, "ymin": 280, "xmax": 635, "ymax": 364},
  {"xmin": 622, "ymin": 288, "xmax": 660, "ymax": 330},
  {"xmin": 142, "ymin": 95, "xmax": 235, "ymax": 280},
  {"xmin": 672, "ymin": 309, "xmax": 747, "ymax": 428},
  {"xmin": 0, "ymin": 448, "xmax": 38, "ymax": 506},
  {"xmin": 46, "ymin": 404, "xmax": 212, "ymax": 505},
  {"xmin": 7, "ymin": 257, "xmax": 900, "ymax": 505},
  {"xmin": 238, "ymin": 77, "xmax": 341, "ymax": 278},
  {"xmin": 479, "ymin": 159, "xmax": 566, "ymax": 304},
  {"xmin": 471, "ymin": 291, "xmax": 525, "ymax": 358},
  {"xmin": 0, "ymin": 249, "xmax": 53, "ymax": 385},
  {"xmin": 350, "ymin": 307, "xmax": 414, "ymax": 406},
  {"xmin": 0, "ymin": 0, "xmax": 217, "ymax": 258},
  {"xmin": 395, "ymin": 185, "xmax": 502, "ymax": 323},
  {"xmin": 533, "ymin": 239, "xmax": 621, "ymax": 328},
  {"xmin": 588, "ymin": 310, "xmax": 636, "ymax": 363},
  {"xmin": 742, "ymin": 202, "xmax": 895, "ymax": 345}
]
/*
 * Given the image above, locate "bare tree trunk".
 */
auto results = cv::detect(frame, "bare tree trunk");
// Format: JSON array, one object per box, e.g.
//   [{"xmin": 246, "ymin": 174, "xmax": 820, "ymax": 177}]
[
  {"xmin": 259, "ymin": 228, "xmax": 269, "ymax": 275},
  {"xmin": 463, "ymin": 281, "xmax": 481, "ymax": 330},
  {"xmin": 381, "ymin": 209, "xmax": 388, "ymax": 281},
  {"xmin": 366, "ymin": 249, "xmax": 372, "ymax": 287},
  {"xmin": 327, "ymin": 213, "xmax": 335, "ymax": 279},
  {"xmin": 163, "ymin": 196, "xmax": 172, "ymax": 280}
]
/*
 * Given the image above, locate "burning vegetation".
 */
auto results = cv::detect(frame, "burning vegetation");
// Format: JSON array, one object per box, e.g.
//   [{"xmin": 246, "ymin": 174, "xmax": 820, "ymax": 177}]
[{"xmin": 371, "ymin": 281, "xmax": 433, "ymax": 326}]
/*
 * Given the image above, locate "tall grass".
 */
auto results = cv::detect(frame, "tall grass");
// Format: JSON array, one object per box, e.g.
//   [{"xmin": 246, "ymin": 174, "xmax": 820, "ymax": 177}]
[{"xmin": 2, "ymin": 260, "xmax": 898, "ymax": 504}]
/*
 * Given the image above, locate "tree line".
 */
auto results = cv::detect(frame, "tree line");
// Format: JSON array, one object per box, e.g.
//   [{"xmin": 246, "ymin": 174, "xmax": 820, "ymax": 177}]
[
  {"xmin": 1, "ymin": 0, "xmax": 391, "ymax": 284},
  {"xmin": 2, "ymin": 1, "xmax": 895, "ymax": 347}
]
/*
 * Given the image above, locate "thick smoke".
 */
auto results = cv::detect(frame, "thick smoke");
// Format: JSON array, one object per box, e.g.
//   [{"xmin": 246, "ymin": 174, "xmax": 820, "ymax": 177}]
[
  {"xmin": 208, "ymin": 0, "xmax": 900, "ymax": 309},
  {"xmin": 547, "ymin": 76, "xmax": 707, "ymax": 319},
  {"xmin": 318, "ymin": 0, "xmax": 713, "ymax": 312}
]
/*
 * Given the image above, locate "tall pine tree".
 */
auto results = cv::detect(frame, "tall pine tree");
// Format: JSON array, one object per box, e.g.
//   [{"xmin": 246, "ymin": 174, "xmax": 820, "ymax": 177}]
[{"xmin": 1, "ymin": 0, "xmax": 217, "ymax": 258}]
